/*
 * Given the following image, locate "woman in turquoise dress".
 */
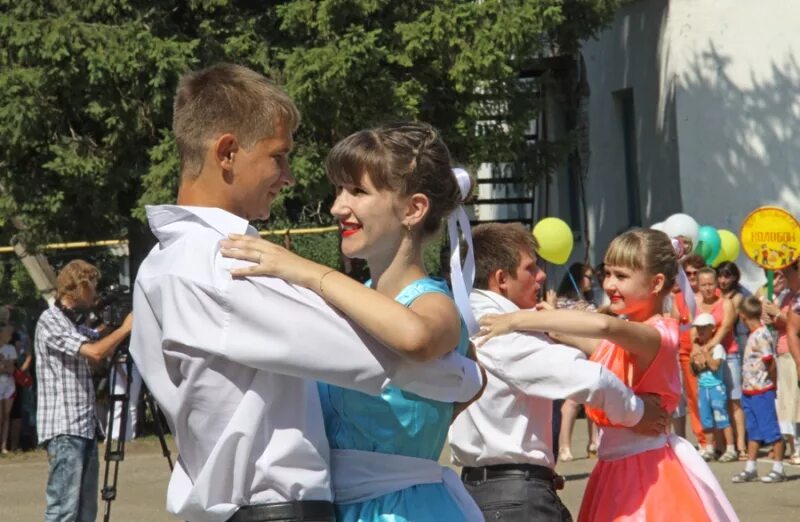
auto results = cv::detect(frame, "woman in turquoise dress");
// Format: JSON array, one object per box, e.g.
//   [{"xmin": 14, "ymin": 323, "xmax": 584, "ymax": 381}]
[{"xmin": 221, "ymin": 122, "xmax": 481, "ymax": 521}]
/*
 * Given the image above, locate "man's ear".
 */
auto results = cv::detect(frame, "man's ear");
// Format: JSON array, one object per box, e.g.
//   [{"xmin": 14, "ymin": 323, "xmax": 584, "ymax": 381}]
[
  {"xmin": 487, "ymin": 268, "xmax": 509, "ymax": 295},
  {"xmin": 213, "ymin": 133, "xmax": 239, "ymax": 172},
  {"xmin": 403, "ymin": 193, "xmax": 431, "ymax": 228}
]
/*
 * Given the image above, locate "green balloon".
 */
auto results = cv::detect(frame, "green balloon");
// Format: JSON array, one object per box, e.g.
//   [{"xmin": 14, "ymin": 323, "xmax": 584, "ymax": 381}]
[{"xmin": 695, "ymin": 241, "xmax": 712, "ymax": 262}]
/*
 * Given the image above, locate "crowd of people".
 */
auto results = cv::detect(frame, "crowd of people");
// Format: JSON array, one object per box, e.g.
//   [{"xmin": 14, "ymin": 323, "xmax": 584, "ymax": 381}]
[
  {"xmin": 670, "ymin": 253, "xmax": 800, "ymax": 484},
  {"xmin": 0, "ymin": 306, "xmax": 35, "ymax": 455},
  {"xmin": 9, "ymin": 61, "xmax": 798, "ymax": 522}
]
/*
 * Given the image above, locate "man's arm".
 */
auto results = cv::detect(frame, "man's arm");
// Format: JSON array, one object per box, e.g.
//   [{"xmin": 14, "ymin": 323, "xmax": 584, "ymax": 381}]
[
  {"xmin": 134, "ymin": 270, "xmax": 482, "ymax": 403},
  {"xmin": 479, "ymin": 330, "xmax": 644, "ymax": 427},
  {"xmin": 79, "ymin": 314, "xmax": 133, "ymax": 364}
]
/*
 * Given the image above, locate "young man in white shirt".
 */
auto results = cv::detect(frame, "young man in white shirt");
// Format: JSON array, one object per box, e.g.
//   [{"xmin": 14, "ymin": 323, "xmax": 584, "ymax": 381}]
[
  {"xmin": 130, "ymin": 63, "xmax": 483, "ymax": 522},
  {"xmin": 448, "ymin": 223, "xmax": 669, "ymax": 522}
]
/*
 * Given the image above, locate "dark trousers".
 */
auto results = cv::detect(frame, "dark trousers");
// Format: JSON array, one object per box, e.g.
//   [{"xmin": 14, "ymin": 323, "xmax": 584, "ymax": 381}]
[{"xmin": 464, "ymin": 475, "xmax": 573, "ymax": 522}]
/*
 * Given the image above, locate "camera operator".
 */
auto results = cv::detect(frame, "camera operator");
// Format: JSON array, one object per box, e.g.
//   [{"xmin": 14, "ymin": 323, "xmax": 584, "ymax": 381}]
[{"xmin": 35, "ymin": 259, "xmax": 133, "ymax": 522}]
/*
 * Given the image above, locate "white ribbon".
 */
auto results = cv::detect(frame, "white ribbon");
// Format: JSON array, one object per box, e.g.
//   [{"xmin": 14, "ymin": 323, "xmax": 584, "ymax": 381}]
[
  {"xmin": 672, "ymin": 238, "xmax": 697, "ymax": 331},
  {"xmin": 448, "ymin": 168, "xmax": 479, "ymax": 336},
  {"xmin": 330, "ymin": 449, "xmax": 483, "ymax": 521}
]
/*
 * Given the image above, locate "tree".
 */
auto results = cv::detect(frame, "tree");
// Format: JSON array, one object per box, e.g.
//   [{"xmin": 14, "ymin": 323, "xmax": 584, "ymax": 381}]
[{"xmin": 0, "ymin": 0, "xmax": 619, "ymax": 310}]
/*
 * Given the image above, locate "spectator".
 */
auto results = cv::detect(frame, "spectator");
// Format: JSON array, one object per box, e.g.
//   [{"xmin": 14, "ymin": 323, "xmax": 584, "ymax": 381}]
[
  {"xmin": 696, "ymin": 267, "xmax": 746, "ymax": 458},
  {"xmin": 690, "ymin": 313, "xmax": 736, "ymax": 462},
  {"xmin": 732, "ymin": 297, "xmax": 783, "ymax": 483},
  {"xmin": 672, "ymin": 253, "xmax": 708, "ymax": 448},
  {"xmin": 549, "ymin": 262, "xmax": 599, "ymax": 461},
  {"xmin": 8, "ymin": 324, "xmax": 34, "ymax": 451},
  {"xmin": 0, "ymin": 321, "xmax": 16, "ymax": 454},
  {"xmin": 762, "ymin": 261, "xmax": 800, "ymax": 463},
  {"xmin": 716, "ymin": 261, "xmax": 752, "ymax": 357}
]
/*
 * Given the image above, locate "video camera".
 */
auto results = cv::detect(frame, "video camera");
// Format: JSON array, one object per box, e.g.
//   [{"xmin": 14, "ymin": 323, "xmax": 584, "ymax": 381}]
[{"xmin": 95, "ymin": 284, "xmax": 132, "ymax": 329}]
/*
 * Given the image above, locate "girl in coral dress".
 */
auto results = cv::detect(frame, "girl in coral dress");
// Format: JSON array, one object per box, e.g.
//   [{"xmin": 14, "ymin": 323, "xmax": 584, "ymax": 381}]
[{"xmin": 478, "ymin": 228, "xmax": 737, "ymax": 522}]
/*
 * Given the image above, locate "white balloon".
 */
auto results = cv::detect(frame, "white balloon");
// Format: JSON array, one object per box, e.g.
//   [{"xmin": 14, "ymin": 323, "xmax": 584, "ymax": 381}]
[
  {"xmin": 650, "ymin": 221, "xmax": 666, "ymax": 232},
  {"xmin": 663, "ymin": 213, "xmax": 700, "ymax": 245}
]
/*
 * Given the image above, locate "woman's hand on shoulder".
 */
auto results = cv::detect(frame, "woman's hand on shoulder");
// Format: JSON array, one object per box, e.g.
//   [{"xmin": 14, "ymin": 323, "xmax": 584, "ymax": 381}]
[
  {"xmin": 220, "ymin": 233, "xmax": 326, "ymax": 288},
  {"xmin": 475, "ymin": 312, "xmax": 522, "ymax": 346}
]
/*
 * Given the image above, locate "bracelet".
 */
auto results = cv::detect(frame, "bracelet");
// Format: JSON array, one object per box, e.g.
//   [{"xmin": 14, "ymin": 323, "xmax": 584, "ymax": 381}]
[{"xmin": 318, "ymin": 269, "xmax": 337, "ymax": 297}]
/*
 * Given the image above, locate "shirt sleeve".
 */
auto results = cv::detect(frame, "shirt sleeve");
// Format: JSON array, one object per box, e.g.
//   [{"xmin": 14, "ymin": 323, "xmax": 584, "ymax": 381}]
[
  {"xmin": 478, "ymin": 331, "xmax": 643, "ymax": 427},
  {"xmin": 712, "ymin": 345, "xmax": 726, "ymax": 360},
  {"xmin": 39, "ymin": 315, "xmax": 89, "ymax": 357},
  {"xmin": 138, "ymin": 269, "xmax": 481, "ymax": 402},
  {"xmin": 758, "ymin": 330, "xmax": 775, "ymax": 360}
]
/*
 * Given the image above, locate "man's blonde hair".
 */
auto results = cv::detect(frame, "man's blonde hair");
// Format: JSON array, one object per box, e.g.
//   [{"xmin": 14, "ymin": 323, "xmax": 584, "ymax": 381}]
[
  {"xmin": 173, "ymin": 63, "xmax": 301, "ymax": 178},
  {"xmin": 57, "ymin": 260, "xmax": 100, "ymax": 301}
]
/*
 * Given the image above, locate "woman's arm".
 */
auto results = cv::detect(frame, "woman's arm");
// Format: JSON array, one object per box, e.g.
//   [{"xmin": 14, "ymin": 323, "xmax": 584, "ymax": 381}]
[
  {"xmin": 220, "ymin": 234, "xmax": 461, "ymax": 362},
  {"xmin": 704, "ymin": 347, "xmax": 723, "ymax": 372},
  {"xmin": 19, "ymin": 351, "xmax": 32, "ymax": 372},
  {"xmin": 478, "ymin": 309, "xmax": 662, "ymax": 369},
  {"xmin": 701, "ymin": 299, "xmax": 735, "ymax": 350},
  {"xmin": 786, "ymin": 306, "xmax": 800, "ymax": 376}
]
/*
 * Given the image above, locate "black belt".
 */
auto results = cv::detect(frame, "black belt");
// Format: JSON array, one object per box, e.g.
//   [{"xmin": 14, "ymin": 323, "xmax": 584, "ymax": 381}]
[
  {"xmin": 227, "ymin": 500, "xmax": 335, "ymax": 522},
  {"xmin": 461, "ymin": 464, "xmax": 564, "ymax": 490}
]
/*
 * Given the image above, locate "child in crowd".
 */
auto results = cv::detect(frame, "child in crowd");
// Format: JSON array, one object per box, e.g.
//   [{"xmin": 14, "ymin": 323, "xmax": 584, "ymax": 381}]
[
  {"xmin": 733, "ymin": 296, "xmax": 784, "ymax": 483},
  {"xmin": 691, "ymin": 313, "xmax": 737, "ymax": 462}
]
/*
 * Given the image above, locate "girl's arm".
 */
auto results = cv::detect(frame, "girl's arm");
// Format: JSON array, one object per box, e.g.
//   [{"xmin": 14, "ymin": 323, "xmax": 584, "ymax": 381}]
[
  {"xmin": 547, "ymin": 332, "xmax": 602, "ymax": 357},
  {"xmin": 220, "ymin": 234, "xmax": 461, "ymax": 362},
  {"xmin": 478, "ymin": 309, "xmax": 662, "ymax": 369},
  {"xmin": 701, "ymin": 299, "xmax": 735, "ymax": 350}
]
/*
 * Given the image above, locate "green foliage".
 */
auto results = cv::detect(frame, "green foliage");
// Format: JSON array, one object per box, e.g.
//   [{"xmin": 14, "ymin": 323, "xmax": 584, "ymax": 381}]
[{"xmin": 0, "ymin": 0, "xmax": 619, "ymax": 310}]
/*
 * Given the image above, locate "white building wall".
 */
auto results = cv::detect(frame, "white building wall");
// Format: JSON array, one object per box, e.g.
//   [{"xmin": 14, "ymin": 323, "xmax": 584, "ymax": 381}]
[
  {"xmin": 666, "ymin": 0, "xmax": 800, "ymax": 289},
  {"xmin": 581, "ymin": 0, "xmax": 800, "ymax": 291},
  {"xmin": 580, "ymin": 0, "xmax": 680, "ymax": 265}
]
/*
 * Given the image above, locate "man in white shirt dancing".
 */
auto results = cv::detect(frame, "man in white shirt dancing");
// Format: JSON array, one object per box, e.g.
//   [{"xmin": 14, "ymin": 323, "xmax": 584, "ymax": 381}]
[
  {"xmin": 448, "ymin": 223, "xmax": 669, "ymax": 521},
  {"xmin": 130, "ymin": 63, "xmax": 482, "ymax": 522}
]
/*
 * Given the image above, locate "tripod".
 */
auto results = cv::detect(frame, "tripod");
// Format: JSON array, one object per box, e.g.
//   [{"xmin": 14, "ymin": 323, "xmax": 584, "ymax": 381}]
[{"xmin": 101, "ymin": 341, "xmax": 173, "ymax": 522}]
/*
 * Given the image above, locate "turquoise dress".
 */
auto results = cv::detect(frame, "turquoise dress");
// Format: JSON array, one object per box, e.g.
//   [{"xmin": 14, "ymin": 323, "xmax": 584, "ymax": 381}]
[{"xmin": 318, "ymin": 277, "xmax": 470, "ymax": 522}]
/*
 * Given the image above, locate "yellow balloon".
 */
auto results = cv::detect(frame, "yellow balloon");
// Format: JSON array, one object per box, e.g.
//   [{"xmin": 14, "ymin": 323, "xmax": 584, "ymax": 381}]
[
  {"xmin": 711, "ymin": 229, "xmax": 741, "ymax": 266},
  {"xmin": 533, "ymin": 217, "xmax": 574, "ymax": 265}
]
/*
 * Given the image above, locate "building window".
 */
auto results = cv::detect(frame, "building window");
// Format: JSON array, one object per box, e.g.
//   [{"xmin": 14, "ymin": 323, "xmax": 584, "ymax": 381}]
[{"xmin": 614, "ymin": 88, "xmax": 641, "ymax": 227}]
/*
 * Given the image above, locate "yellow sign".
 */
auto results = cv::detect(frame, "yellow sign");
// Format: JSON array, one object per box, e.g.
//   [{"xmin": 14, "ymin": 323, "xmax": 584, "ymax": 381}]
[{"xmin": 740, "ymin": 206, "xmax": 800, "ymax": 270}]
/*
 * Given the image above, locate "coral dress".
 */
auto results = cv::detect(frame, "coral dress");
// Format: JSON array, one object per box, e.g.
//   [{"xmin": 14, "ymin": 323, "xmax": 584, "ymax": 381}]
[{"xmin": 579, "ymin": 316, "xmax": 737, "ymax": 522}]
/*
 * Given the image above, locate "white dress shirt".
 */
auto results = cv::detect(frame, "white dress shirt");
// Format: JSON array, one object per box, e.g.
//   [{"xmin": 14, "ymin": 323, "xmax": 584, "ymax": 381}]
[
  {"xmin": 448, "ymin": 289, "xmax": 644, "ymax": 469},
  {"xmin": 130, "ymin": 205, "xmax": 482, "ymax": 522}
]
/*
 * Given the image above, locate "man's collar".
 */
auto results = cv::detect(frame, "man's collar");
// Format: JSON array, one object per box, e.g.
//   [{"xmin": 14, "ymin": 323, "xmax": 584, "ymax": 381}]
[
  {"xmin": 145, "ymin": 205, "xmax": 257, "ymax": 246},
  {"xmin": 470, "ymin": 288, "xmax": 522, "ymax": 313}
]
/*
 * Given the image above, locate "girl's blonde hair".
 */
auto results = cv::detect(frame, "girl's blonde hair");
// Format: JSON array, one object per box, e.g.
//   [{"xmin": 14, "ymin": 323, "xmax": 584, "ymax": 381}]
[{"xmin": 604, "ymin": 228, "xmax": 678, "ymax": 294}]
